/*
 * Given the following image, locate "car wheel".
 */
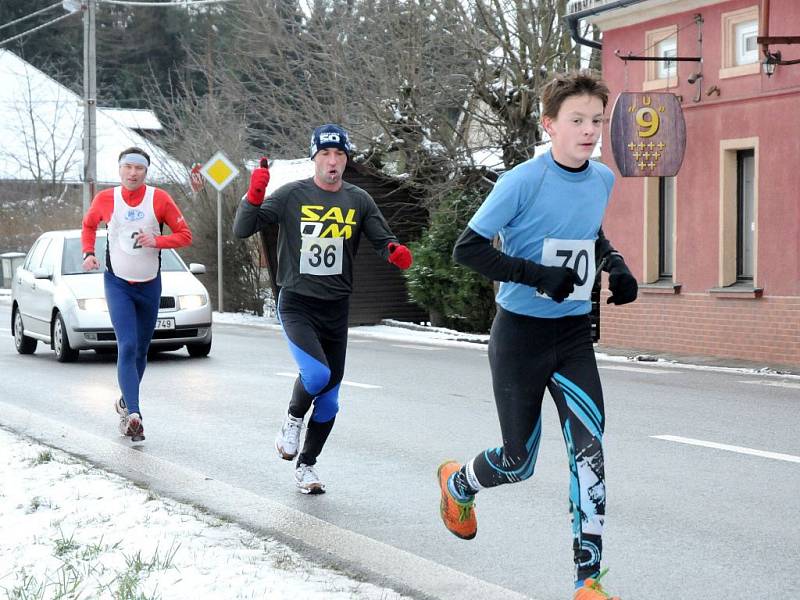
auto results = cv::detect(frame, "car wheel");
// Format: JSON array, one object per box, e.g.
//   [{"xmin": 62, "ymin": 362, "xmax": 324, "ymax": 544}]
[
  {"xmin": 13, "ymin": 308, "xmax": 37, "ymax": 354},
  {"xmin": 53, "ymin": 312, "xmax": 79, "ymax": 363},
  {"xmin": 186, "ymin": 338, "xmax": 212, "ymax": 358}
]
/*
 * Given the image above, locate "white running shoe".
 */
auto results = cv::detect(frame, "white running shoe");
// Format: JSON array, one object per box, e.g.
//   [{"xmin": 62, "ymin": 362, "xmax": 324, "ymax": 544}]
[
  {"xmin": 294, "ymin": 463, "xmax": 325, "ymax": 494},
  {"xmin": 275, "ymin": 413, "xmax": 304, "ymax": 460},
  {"xmin": 120, "ymin": 412, "xmax": 145, "ymax": 442},
  {"xmin": 115, "ymin": 396, "xmax": 128, "ymax": 430}
]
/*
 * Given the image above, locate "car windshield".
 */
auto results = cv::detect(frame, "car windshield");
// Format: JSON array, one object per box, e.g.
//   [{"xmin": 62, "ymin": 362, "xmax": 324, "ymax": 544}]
[{"xmin": 61, "ymin": 236, "xmax": 187, "ymax": 275}]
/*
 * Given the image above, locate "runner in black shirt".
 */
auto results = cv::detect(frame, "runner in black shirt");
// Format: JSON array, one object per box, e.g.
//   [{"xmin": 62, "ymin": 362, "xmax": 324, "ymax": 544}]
[{"xmin": 233, "ymin": 124, "xmax": 413, "ymax": 494}]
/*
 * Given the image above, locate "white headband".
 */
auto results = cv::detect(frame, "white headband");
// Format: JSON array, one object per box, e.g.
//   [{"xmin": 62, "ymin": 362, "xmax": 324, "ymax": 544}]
[{"xmin": 119, "ymin": 153, "xmax": 149, "ymax": 167}]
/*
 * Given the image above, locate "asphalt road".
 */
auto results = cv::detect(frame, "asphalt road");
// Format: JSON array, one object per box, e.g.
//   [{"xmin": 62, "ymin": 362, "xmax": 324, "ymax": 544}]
[{"xmin": 1, "ymin": 301, "xmax": 798, "ymax": 600}]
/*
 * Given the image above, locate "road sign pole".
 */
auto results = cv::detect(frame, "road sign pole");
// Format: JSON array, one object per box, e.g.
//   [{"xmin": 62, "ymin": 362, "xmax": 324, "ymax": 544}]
[
  {"xmin": 217, "ymin": 190, "xmax": 223, "ymax": 313},
  {"xmin": 198, "ymin": 151, "xmax": 239, "ymax": 315}
]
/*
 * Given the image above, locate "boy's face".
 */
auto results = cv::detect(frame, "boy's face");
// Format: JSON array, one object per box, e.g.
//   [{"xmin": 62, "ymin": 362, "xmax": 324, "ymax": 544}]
[{"xmin": 542, "ymin": 94, "xmax": 605, "ymax": 169}]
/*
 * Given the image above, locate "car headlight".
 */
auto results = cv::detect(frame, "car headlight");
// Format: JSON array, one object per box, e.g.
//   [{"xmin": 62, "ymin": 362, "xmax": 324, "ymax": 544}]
[
  {"xmin": 77, "ymin": 298, "xmax": 109, "ymax": 312},
  {"xmin": 177, "ymin": 294, "xmax": 207, "ymax": 310}
]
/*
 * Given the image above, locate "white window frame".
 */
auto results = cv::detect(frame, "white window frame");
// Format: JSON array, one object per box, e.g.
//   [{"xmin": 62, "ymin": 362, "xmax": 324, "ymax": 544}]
[
  {"xmin": 643, "ymin": 25, "xmax": 678, "ymax": 91},
  {"xmin": 720, "ymin": 6, "xmax": 760, "ymax": 79}
]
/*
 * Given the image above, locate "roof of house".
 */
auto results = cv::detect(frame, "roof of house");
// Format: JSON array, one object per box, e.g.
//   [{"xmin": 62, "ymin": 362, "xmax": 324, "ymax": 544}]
[
  {"xmin": 0, "ymin": 49, "xmax": 185, "ymax": 185},
  {"xmin": 99, "ymin": 107, "xmax": 164, "ymax": 131}
]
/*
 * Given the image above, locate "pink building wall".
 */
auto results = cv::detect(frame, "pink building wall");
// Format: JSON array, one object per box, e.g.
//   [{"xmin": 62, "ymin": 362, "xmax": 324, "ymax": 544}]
[{"xmin": 595, "ymin": 0, "xmax": 800, "ymax": 368}]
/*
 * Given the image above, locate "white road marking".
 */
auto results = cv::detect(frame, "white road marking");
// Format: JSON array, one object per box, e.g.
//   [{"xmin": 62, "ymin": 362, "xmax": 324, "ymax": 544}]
[
  {"xmin": 652, "ymin": 435, "xmax": 800, "ymax": 464},
  {"xmin": 391, "ymin": 344, "xmax": 443, "ymax": 351},
  {"xmin": 740, "ymin": 380, "xmax": 800, "ymax": 390},
  {"xmin": 275, "ymin": 372, "xmax": 381, "ymax": 389},
  {"xmin": 599, "ymin": 365, "xmax": 671, "ymax": 374},
  {"xmin": 0, "ymin": 327, "xmax": 10, "ymax": 333}
]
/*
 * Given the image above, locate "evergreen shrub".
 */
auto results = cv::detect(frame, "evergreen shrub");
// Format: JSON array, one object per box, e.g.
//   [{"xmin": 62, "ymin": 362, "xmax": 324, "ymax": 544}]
[{"xmin": 405, "ymin": 188, "xmax": 495, "ymax": 333}]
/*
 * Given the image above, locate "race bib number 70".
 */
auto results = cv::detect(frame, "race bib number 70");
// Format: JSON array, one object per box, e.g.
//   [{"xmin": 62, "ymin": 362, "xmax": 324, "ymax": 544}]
[
  {"xmin": 299, "ymin": 235, "xmax": 344, "ymax": 276},
  {"xmin": 538, "ymin": 238, "xmax": 596, "ymax": 301}
]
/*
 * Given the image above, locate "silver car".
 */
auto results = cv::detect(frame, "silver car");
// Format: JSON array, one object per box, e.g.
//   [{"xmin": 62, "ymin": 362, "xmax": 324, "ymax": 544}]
[{"xmin": 11, "ymin": 229, "xmax": 212, "ymax": 361}]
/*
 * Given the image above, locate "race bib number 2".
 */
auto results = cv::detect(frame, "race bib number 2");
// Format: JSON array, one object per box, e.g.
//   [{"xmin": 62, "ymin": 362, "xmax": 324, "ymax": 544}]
[
  {"xmin": 538, "ymin": 238, "xmax": 595, "ymax": 301},
  {"xmin": 300, "ymin": 235, "xmax": 344, "ymax": 276},
  {"xmin": 119, "ymin": 226, "xmax": 154, "ymax": 256}
]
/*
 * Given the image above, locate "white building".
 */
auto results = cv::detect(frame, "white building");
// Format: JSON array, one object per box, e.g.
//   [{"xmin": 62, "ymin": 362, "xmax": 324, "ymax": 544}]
[{"xmin": 0, "ymin": 49, "xmax": 186, "ymax": 185}]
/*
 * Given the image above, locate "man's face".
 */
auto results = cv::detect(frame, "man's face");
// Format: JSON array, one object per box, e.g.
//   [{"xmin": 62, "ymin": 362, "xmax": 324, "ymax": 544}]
[
  {"xmin": 119, "ymin": 162, "xmax": 147, "ymax": 190},
  {"xmin": 542, "ymin": 94, "xmax": 605, "ymax": 169},
  {"xmin": 313, "ymin": 148, "xmax": 348, "ymax": 189}
]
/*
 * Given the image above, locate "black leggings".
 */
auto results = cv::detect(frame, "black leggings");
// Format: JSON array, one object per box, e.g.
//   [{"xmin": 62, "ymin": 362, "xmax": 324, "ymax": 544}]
[
  {"xmin": 277, "ymin": 290, "xmax": 349, "ymax": 466},
  {"xmin": 466, "ymin": 306, "xmax": 606, "ymax": 581}
]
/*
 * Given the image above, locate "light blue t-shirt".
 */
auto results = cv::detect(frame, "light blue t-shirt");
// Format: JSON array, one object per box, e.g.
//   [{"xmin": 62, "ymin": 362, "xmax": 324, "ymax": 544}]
[{"xmin": 468, "ymin": 151, "xmax": 615, "ymax": 318}]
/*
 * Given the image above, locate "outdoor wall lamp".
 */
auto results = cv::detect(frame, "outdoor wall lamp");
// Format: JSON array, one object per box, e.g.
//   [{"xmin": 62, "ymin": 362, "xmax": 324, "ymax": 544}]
[{"xmin": 762, "ymin": 51, "xmax": 781, "ymax": 77}]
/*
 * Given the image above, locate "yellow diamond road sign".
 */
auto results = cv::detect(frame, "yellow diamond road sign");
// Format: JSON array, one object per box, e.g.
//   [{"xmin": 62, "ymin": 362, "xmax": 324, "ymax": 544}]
[{"xmin": 200, "ymin": 151, "xmax": 239, "ymax": 191}]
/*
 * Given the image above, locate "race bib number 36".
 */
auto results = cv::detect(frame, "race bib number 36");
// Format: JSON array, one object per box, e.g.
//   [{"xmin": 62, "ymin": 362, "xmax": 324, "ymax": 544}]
[
  {"xmin": 538, "ymin": 238, "xmax": 596, "ymax": 301},
  {"xmin": 300, "ymin": 235, "xmax": 344, "ymax": 276}
]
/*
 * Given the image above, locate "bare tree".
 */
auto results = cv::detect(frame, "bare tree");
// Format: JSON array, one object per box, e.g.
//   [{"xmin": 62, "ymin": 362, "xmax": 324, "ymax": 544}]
[
  {"xmin": 145, "ymin": 75, "xmax": 264, "ymax": 314},
  {"xmin": 142, "ymin": 0, "xmax": 595, "ymax": 310},
  {"xmin": 213, "ymin": 0, "xmax": 585, "ymax": 198}
]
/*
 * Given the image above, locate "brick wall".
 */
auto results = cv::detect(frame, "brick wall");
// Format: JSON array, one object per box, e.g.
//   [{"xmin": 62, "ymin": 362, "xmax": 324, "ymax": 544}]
[{"xmin": 597, "ymin": 291, "xmax": 800, "ymax": 369}]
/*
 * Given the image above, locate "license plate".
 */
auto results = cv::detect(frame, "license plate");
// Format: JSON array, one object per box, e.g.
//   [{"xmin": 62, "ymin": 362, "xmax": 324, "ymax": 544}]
[{"xmin": 154, "ymin": 318, "xmax": 175, "ymax": 330}]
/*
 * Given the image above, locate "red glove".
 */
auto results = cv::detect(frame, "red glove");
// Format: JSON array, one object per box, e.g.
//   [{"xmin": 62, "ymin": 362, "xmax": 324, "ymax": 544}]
[
  {"xmin": 247, "ymin": 157, "xmax": 270, "ymax": 205},
  {"xmin": 387, "ymin": 242, "xmax": 413, "ymax": 270}
]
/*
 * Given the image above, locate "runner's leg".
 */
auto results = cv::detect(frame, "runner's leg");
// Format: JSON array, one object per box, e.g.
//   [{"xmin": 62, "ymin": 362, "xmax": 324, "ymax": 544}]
[
  {"xmin": 132, "ymin": 275, "xmax": 161, "ymax": 396},
  {"xmin": 460, "ymin": 308, "xmax": 556, "ymax": 493},
  {"xmin": 298, "ymin": 319, "xmax": 347, "ymax": 466},
  {"xmin": 547, "ymin": 316, "xmax": 606, "ymax": 584},
  {"xmin": 105, "ymin": 272, "xmax": 141, "ymax": 415}
]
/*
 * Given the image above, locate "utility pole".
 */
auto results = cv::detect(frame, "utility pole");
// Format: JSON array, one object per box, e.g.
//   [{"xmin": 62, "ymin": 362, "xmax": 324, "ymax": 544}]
[{"xmin": 82, "ymin": 0, "xmax": 97, "ymax": 212}]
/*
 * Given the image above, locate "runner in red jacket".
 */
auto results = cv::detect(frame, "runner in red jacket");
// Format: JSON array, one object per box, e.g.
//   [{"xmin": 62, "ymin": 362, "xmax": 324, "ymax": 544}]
[{"xmin": 81, "ymin": 146, "xmax": 192, "ymax": 442}]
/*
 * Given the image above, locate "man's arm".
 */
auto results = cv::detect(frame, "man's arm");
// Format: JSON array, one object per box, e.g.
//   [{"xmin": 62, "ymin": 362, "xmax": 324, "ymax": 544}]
[
  {"xmin": 153, "ymin": 190, "xmax": 192, "ymax": 249},
  {"xmin": 233, "ymin": 160, "xmax": 281, "ymax": 238},
  {"xmin": 81, "ymin": 190, "xmax": 113, "ymax": 270},
  {"xmin": 81, "ymin": 189, "xmax": 112, "ymax": 255},
  {"xmin": 233, "ymin": 198, "xmax": 282, "ymax": 238}
]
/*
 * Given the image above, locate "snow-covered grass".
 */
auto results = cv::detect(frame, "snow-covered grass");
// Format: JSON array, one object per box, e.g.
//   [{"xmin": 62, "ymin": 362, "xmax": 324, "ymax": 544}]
[{"xmin": 0, "ymin": 427, "xmax": 409, "ymax": 600}]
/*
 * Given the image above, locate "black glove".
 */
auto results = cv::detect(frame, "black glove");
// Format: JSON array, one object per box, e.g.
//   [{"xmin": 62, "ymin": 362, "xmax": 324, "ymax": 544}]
[
  {"xmin": 606, "ymin": 255, "xmax": 638, "ymax": 305},
  {"xmin": 531, "ymin": 264, "xmax": 578, "ymax": 303}
]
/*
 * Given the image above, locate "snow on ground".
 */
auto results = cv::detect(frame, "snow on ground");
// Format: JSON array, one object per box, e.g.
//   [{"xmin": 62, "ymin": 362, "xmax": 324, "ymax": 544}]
[
  {"xmin": 0, "ymin": 427, "xmax": 410, "ymax": 600},
  {"xmin": 213, "ymin": 309, "xmax": 492, "ymax": 348}
]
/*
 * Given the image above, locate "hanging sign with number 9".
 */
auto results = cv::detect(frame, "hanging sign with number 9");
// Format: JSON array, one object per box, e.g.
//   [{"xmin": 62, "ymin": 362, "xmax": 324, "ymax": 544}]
[{"xmin": 610, "ymin": 92, "xmax": 686, "ymax": 177}]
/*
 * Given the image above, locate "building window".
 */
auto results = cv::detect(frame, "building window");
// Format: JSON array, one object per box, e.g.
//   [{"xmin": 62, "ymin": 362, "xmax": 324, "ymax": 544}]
[
  {"xmin": 735, "ymin": 21, "xmax": 758, "ymax": 65},
  {"xmin": 659, "ymin": 176, "xmax": 675, "ymax": 278},
  {"xmin": 643, "ymin": 177, "xmax": 676, "ymax": 285},
  {"xmin": 644, "ymin": 25, "xmax": 678, "ymax": 91},
  {"xmin": 719, "ymin": 138, "xmax": 758, "ymax": 288},
  {"xmin": 737, "ymin": 150, "xmax": 755, "ymax": 280},
  {"xmin": 720, "ymin": 6, "xmax": 760, "ymax": 79},
  {"xmin": 657, "ymin": 38, "xmax": 677, "ymax": 80}
]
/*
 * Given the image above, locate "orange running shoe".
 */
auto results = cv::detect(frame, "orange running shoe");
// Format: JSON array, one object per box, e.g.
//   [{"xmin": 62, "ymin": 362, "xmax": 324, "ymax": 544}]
[
  {"xmin": 437, "ymin": 460, "xmax": 477, "ymax": 540},
  {"xmin": 573, "ymin": 569, "xmax": 620, "ymax": 600}
]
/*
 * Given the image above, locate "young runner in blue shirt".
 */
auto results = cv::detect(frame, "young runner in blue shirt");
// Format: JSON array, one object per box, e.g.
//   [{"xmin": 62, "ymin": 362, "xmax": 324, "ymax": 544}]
[{"xmin": 437, "ymin": 71, "xmax": 637, "ymax": 600}]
